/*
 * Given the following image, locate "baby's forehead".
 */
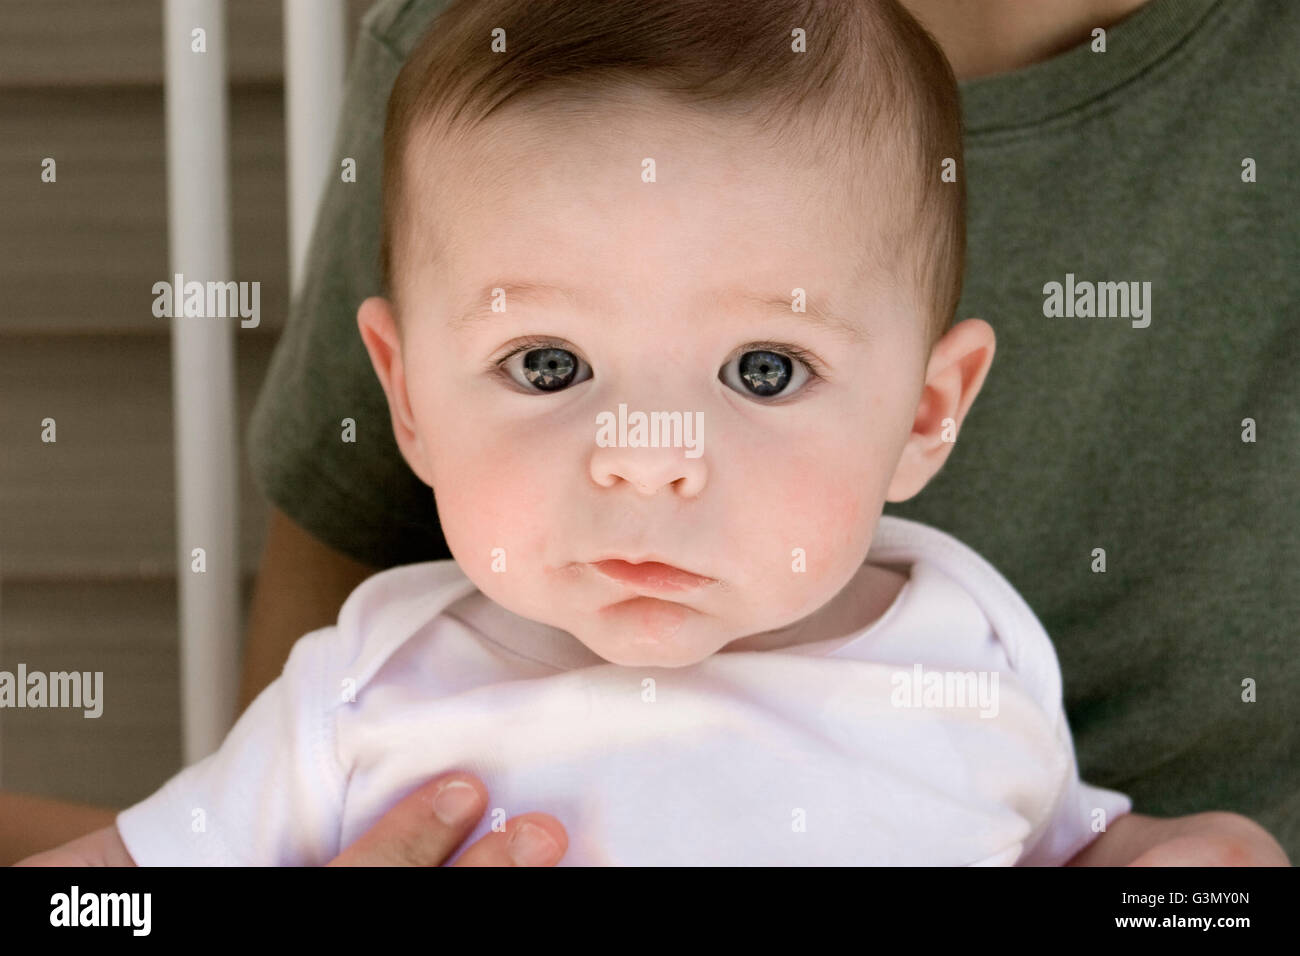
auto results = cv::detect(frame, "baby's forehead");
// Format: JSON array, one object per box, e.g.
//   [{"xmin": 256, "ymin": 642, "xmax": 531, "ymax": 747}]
[
  {"xmin": 407, "ymin": 92, "xmax": 903, "ymax": 212},
  {"xmin": 399, "ymin": 102, "xmax": 919, "ymax": 332}
]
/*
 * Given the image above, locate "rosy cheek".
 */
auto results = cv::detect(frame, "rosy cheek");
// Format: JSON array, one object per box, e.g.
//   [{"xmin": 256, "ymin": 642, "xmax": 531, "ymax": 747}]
[
  {"xmin": 773, "ymin": 462, "xmax": 870, "ymax": 579},
  {"xmin": 714, "ymin": 460, "xmax": 822, "ymax": 597},
  {"xmin": 783, "ymin": 486, "xmax": 840, "ymax": 572},
  {"xmin": 429, "ymin": 445, "xmax": 497, "ymax": 556},
  {"xmin": 445, "ymin": 445, "xmax": 554, "ymax": 564}
]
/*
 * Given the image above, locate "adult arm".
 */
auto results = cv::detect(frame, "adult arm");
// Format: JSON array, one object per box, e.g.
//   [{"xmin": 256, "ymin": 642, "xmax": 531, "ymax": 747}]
[
  {"xmin": 0, "ymin": 792, "xmax": 118, "ymax": 867},
  {"xmin": 238, "ymin": 506, "xmax": 378, "ymax": 711},
  {"xmin": 2, "ymin": 507, "xmax": 383, "ymax": 865}
]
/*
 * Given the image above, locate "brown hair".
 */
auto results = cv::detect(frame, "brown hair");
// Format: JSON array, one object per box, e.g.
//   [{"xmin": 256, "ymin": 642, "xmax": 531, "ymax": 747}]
[{"xmin": 381, "ymin": 0, "xmax": 964, "ymax": 347}]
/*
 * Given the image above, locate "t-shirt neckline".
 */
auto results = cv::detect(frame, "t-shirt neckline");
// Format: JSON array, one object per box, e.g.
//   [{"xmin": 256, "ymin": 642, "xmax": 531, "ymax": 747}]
[{"xmin": 960, "ymin": 0, "xmax": 1222, "ymax": 135}]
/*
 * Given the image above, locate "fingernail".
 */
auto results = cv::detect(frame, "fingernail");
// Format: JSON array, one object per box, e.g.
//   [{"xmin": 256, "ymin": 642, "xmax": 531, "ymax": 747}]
[
  {"xmin": 433, "ymin": 780, "xmax": 479, "ymax": 825},
  {"xmin": 508, "ymin": 822, "xmax": 560, "ymax": 866}
]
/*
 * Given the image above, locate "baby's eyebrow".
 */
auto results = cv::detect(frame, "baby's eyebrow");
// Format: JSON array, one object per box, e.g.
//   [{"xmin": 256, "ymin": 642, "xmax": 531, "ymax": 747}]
[
  {"xmin": 716, "ymin": 289, "xmax": 868, "ymax": 345},
  {"xmin": 448, "ymin": 282, "xmax": 578, "ymax": 331},
  {"xmin": 447, "ymin": 281, "xmax": 867, "ymax": 345}
]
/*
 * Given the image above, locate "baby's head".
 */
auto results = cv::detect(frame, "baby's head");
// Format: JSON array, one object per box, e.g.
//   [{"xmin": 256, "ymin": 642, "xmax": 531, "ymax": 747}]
[{"xmin": 358, "ymin": 0, "xmax": 995, "ymax": 667}]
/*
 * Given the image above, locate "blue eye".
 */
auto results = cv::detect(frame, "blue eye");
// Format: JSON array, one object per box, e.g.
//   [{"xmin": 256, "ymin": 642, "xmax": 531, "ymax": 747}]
[
  {"xmin": 719, "ymin": 345, "xmax": 818, "ymax": 400},
  {"xmin": 738, "ymin": 350, "xmax": 790, "ymax": 396},
  {"xmin": 496, "ymin": 339, "xmax": 592, "ymax": 392},
  {"xmin": 522, "ymin": 347, "xmax": 578, "ymax": 390},
  {"xmin": 492, "ymin": 337, "xmax": 821, "ymax": 399}
]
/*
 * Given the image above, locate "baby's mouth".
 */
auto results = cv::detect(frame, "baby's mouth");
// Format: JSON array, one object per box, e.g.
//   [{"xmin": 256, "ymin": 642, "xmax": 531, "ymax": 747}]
[{"xmin": 588, "ymin": 559, "xmax": 715, "ymax": 592}]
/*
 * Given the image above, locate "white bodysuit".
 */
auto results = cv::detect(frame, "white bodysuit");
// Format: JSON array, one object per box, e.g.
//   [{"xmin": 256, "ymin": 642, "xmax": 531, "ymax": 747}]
[{"xmin": 116, "ymin": 515, "xmax": 1131, "ymax": 865}]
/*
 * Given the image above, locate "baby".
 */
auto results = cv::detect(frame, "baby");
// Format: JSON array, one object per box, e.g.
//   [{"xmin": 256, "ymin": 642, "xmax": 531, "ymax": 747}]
[{"xmin": 84, "ymin": 0, "xmax": 1134, "ymax": 864}]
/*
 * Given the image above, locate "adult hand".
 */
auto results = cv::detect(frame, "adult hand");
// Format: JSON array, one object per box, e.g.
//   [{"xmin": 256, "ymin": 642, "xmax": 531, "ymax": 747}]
[
  {"xmin": 328, "ymin": 772, "xmax": 568, "ymax": 867},
  {"xmin": 1068, "ymin": 811, "xmax": 1289, "ymax": 867},
  {"xmin": 1125, "ymin": 811, "xmax": 1289, "ymax": 867}
]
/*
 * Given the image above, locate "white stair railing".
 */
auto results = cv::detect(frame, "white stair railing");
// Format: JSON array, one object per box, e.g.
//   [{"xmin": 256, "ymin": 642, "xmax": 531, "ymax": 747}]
[{"xmin": 163, "ymin": 0, "xmax": 345, "ymax": 763}]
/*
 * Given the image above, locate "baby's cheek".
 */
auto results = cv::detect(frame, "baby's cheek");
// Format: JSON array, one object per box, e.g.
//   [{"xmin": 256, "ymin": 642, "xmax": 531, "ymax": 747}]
[
  {"xmin": 433, "ymin": 444, "xmax": 542, "ymax": 570},
  {"xmin": 784, "ymin": 481, "xmax": 875, "ymax": 620},
  {"xmin": 781, "ymin": 483, "xmax": 855, "ymax": 580},
  {"xmin": 778, "ymin": 453, "xmax": 867, "ymax": 560},
  {"xmin": 719, "ymin": 464, "xmax": 850, "ymax": 623}
]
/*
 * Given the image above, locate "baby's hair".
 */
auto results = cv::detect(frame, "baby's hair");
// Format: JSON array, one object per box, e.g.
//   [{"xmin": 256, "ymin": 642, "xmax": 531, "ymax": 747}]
[{"xmin": 381, "ymin": 0, "xmax": 964, "ymax": 349}]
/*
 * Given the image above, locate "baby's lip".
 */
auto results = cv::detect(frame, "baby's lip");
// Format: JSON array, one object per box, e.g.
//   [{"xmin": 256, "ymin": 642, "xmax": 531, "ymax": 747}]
[{"xmin": 588, "ymin": 558, "xmax": 714, "ymax": 592}]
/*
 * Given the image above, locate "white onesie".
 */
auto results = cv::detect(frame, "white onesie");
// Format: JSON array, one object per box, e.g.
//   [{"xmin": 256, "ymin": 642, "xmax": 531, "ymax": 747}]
[{"xmin": 116, "ymin": 515, "xmax": 1131, "ymax": 865}]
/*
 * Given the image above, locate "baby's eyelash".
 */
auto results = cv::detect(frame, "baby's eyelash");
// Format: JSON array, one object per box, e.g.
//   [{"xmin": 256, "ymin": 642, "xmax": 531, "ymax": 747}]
[
  {"xmin": 488, "ymin": 335, "xmax": 571, "ymax": 372},
  {"xmin": 488, "ymin": 337, "xmax": 826, "ymax": 377},
  {"xmin": 735, "ymin": 340, "xmax": 827, "ymax": 378}
]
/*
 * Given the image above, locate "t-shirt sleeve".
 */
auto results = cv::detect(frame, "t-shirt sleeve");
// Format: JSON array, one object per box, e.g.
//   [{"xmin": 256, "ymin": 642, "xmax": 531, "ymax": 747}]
[
  {"xmin": 114, "ymin": 628, "xmax": 347, "ymax": 866},
  {"xmin": 1015, "ymin": 710, "xmax": 1134, "ymax": 866},
  {"xmin": 245, "ymin": 2, "xmax": 453, "ymax": 569}
]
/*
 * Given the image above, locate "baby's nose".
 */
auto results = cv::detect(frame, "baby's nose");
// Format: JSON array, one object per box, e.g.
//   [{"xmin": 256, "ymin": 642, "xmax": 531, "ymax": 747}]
[{"xmin": 589, "ymin": 419, "xmax": 707, "ymax": 497}]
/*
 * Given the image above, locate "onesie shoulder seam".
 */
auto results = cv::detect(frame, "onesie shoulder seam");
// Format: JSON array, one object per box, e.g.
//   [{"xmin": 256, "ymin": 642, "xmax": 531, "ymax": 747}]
[{"xmin": 307, "ymin": 628, "xmax": 351, "ymax": 847}]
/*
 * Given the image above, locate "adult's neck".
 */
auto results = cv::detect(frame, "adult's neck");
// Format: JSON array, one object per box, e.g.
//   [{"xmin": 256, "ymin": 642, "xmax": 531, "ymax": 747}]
[{"xmin": 899, "ymin": 0, "xmax": 1153, "ymax": 80}]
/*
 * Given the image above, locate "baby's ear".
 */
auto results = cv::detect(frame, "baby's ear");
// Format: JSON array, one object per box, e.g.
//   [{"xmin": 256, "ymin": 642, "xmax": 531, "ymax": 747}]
[
  {"xmin": 356, "ymin": 296, "xmax": 435, "ymax": 487},
  {"xmin": 885, "ymin": 317, "xmax": 996, "ymax": 502}
]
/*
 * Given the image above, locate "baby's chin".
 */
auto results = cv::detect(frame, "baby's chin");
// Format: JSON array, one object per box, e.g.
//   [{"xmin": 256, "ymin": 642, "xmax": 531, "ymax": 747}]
[{"xmin": 569, "ymin": 597, "xmax": 732, "ymax": 668}]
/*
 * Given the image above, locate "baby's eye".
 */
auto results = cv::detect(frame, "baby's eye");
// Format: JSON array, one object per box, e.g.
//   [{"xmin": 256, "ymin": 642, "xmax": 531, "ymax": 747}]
[
  {"xmin": 498, "ymin": 343, "xmax": 592, "ymax": 392},
  {"xmin": 719, "ymin": 347, "xmax": 815, "ymax": 400}
]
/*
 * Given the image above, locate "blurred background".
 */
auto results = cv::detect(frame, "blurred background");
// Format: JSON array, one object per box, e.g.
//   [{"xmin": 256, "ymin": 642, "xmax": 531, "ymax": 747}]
[{"xmin": 0, "ymin": 0, "xmax": 376, "ymax": 809}]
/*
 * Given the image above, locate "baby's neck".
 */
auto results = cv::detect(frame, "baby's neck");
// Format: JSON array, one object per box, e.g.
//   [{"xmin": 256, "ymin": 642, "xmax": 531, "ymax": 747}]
[
  {"xmin": 721, "ymin": 563, "xmax": 909, "ymax": 654},
  {"xmin": 900, "ymin": 0, "xmax": 1150, "ymax": 80}
]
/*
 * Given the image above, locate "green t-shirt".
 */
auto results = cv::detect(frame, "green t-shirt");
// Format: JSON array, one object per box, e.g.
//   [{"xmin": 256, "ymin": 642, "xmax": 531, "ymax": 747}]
[{"xmin": 248, "ymin": 0, "xmax": 1300, "ymax": 856}]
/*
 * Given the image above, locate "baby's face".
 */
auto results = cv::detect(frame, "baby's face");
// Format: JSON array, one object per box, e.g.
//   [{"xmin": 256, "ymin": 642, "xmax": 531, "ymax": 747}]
[{"xmin": 365, "ymin": 97, "xmax": 958, "ymax": 668}]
